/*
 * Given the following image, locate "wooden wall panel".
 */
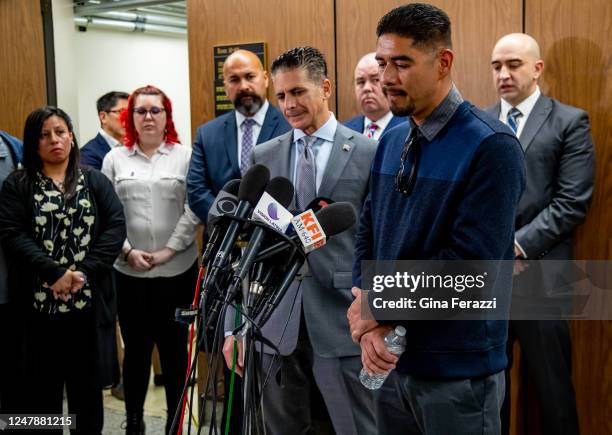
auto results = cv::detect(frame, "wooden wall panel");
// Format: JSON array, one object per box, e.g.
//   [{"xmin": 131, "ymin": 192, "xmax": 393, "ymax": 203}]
[
  {"xmin": 335, "ymin": 0, "xmax": 522, "ymax": 121},
  {"xmin": 187, "ymin": 0, "xmax": 335, "ymax": 136},
  {"xmin": 0, "ymin": 0, "xmax": 47, "ymax": 138},
  {"xmin": 526, "ymin": 2, "xmax": 612, "ymax": 434}
]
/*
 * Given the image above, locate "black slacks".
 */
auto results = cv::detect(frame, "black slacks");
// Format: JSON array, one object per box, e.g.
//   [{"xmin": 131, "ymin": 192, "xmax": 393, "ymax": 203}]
[
  {"xmin": 25, "ymin": 310, "xmax": 103, "ymax": 434},
  {"xmin": 501, "ymin": 320, "xmax": 579, "ymax": 435},
  {"xmin": 116, "ymin": 263, "xmax": 197, "ymax": 434}
]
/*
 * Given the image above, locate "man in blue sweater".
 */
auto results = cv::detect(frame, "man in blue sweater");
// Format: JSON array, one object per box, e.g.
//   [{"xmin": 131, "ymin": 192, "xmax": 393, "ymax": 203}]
[{"xmin": 347, "ymin": 4, "xmax": 525, "ymax": 434}]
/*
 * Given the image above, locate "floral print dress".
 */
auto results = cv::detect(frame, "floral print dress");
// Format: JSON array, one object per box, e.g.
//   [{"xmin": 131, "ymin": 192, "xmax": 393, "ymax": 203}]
[{"xmin": 32, "ymin": 170, "xmax": 95, "ymax": 314}]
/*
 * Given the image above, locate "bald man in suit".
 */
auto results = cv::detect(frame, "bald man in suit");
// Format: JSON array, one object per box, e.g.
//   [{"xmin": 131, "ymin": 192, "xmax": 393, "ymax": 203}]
[
  {"xmin": 488, "ymin": 33, "xmax": 595, "ymax": 435},
  {"xmin": 344, "ymin": 52, "xmax": 405, "ymax": 140}
]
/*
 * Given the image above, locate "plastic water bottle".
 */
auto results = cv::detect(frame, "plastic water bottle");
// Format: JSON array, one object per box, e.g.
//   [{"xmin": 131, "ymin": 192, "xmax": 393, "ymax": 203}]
[{"xmin": 359, "ymin": 326, "xmax": 406, "ymax": 390}]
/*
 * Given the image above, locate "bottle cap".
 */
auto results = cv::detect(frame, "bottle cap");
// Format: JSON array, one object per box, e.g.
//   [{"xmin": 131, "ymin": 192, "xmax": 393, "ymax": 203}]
[{"xmin": 394, "ymin": 326, "xmax": 407, "ymax": 337}]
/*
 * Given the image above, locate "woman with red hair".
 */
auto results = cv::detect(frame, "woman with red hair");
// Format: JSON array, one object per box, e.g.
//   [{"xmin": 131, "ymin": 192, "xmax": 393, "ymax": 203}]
[{"xmin": 102, "ymin": 85, "xmax": 199, "ymax": 435}]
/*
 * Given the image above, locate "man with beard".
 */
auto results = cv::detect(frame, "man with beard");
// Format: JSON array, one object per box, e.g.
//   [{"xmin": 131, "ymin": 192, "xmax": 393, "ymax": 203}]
[
  {"xmin": 186, "ymin": 49, "xmax": 290, "ymax": 434},
  {"xmin": 345, "ymin": 52, "xmax": 405, "ymax": 140},
  {"xmin": 347, "ymin": 4, "xmax": 525, "ymax": 434},
  {"xmin": 187, "ymin": 49, "xmax": 291, "ymax": 221}
]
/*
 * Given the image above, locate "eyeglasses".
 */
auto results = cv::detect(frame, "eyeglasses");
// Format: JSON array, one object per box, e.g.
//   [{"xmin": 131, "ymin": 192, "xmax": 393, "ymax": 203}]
[
  {"xmin": 106, "ymin": 109, "xmax": 123, "ymax": 115},
  {"xmin": 133, "ymin": 107, "xmax": 165, "ymax": 117},
  {"xmin": 394, "ymin": 130, "xmax": 421, "ymax": 196}
]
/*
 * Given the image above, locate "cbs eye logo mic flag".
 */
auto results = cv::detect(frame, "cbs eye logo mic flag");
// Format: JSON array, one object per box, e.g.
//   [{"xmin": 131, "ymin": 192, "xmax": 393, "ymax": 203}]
[
  {"xmin": 252, "ymin": 191, "xmax": 293, "ymax": 233},
  {"xmin": 211, "ymin": 190, "xmax": 239, "ymax": 217},
  {"xmin": 291, "ymin": 210, "xmax": 327, "ymax": 253}
]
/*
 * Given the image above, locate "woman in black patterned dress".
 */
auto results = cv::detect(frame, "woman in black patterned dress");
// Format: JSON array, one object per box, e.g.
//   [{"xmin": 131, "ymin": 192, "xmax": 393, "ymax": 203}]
[{"xmin": 0, "ymin": 106, "xmax": 126, "ymax": 434}]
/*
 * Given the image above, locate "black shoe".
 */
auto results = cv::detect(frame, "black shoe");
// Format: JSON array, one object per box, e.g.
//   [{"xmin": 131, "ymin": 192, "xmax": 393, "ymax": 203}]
[
  {"xmin": 111, "ymin": 381, "xmax": 125, "ymax": 401},
  {"xmin": 125, "ymin": 412, "xmax": 145, "ymax": 435},
  {"xmin": 153, "ymin": 374, "xmax": 164, "ymax": 386}
]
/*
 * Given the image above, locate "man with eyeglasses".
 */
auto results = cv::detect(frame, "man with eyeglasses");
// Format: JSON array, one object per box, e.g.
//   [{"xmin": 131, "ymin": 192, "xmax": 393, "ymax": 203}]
[
  {"xmin": 81, "ymin": 91, "xmax": 129, "ymax": 170},
  {"xmin": 347, "ymin": 4, "xmax": 525, "ymax": 434}
]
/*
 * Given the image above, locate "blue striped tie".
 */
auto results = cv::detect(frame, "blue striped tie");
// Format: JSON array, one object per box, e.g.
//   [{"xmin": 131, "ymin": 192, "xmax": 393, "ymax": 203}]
[
  {"xmin": 295, "ymin": 136, "xmax": 317, "ymax": 210},
  {"xmin": 507, "ymin": 107, "xmax": 522, "ymax": 134}
]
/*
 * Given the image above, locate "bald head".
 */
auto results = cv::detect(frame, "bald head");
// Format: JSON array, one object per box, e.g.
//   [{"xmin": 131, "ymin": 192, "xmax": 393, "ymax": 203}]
[
  {"xmin": 355, "ymin": 52, "xmax": 378, "ymax": 76},
  {"xmin": 493, "ymin": 33, "xmax": 541, "ymax": 61},
  {"xmin": 223, "ymin": 49, "xmax": 269, "ymax": 116},
  {"xmin": 354, "ymin": 52, "xmax": 390, "ymax": 121},
  {"xmin": 223, "ymin": 50, "xmax": 264, "ymax": 76},
  {"xmin": 491, "ymin": 33, "xmax": 544, "ymax": 106}
]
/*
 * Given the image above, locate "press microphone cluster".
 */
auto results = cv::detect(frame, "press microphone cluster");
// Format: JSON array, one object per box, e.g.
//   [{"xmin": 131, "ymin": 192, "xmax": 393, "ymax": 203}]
[{"xmin": 199, "ymin": 164, "xmax": 357, "ymax": 331}]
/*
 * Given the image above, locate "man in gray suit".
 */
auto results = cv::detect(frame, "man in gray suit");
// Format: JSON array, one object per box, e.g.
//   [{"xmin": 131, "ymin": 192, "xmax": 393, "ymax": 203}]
[
  {"xmin": 223, "ymin": 46, "xmax": 377, "ymax": 435},
  {"xmin": 488, "ymin": 33, "xmax": 595, "ymax": 435}
]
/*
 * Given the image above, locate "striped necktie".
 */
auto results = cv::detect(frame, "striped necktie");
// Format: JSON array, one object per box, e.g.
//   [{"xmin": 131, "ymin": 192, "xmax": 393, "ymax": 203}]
[
  {"xmin": 366, "ymin": 122, "xmax": 379, "ymax": 139},
  {"xmin": 507, "ymin": 107, "xmax": 522, "ymax": 134}
]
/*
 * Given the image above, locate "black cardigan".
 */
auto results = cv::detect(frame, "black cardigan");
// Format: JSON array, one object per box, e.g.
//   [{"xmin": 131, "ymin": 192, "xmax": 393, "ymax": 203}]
[{"xmin": 0, "ymin": 167, "xmax": 126, "ymax": 387}]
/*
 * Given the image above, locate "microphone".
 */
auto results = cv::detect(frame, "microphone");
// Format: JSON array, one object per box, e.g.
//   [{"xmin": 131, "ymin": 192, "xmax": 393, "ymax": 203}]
[
  {"xmin": 201, "ymin": 179, "xmax": 241, "ymax": 264},
  {"xmin": 257, "ymin": 202, "xmax": 357, "ymax": 325},
  {"xmin": 224, "ymin": 177, "xmax": 295, "ymax": 305},
  {"xmin": 305, "ymin": 196, "xmax": 334, "ymax": 213},
  {"xmin": 206, "ymin": 164, "xmax": 270, "ymax": 288},
  {"xmin": 207, "ymin": 179, "xmax": 240, "ymax": 225}
]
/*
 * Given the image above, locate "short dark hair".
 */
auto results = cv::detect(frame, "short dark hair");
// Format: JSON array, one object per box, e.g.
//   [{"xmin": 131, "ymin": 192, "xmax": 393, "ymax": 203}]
[
  {"xmin": 271, "ymin": 46, "xmax": 328, "ymax": 83},
  {"xmin": 96, "ymin": 91, "xmax": 129, "ymax": 114},
  {"xmin": 22, "ymin": 106, "xmax": 80, "ymax": 198},
  {"xmin": 376, "ymin": 3, "xmax": 452, "ymax": 51}
]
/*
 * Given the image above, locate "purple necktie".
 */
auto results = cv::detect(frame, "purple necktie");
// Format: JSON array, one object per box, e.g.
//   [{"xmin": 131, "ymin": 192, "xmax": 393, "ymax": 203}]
[
  {"xmin": 295, "ymin": 136, "xmax": 317, "ymax": 210},
  {"xmin": 240, "ymin": 118, "xmax": 256, "ymax": 176}
]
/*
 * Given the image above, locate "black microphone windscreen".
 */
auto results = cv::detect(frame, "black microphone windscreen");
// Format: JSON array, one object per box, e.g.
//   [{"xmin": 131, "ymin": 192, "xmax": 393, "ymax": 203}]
[
  {"xmin": 305, "ymin": 197, "xmax": 334, "ymax": 212},
  {"xmin": 222, "ymin": 179, "xmax": 241, "ymax": 195},
  {"xmin": 238, "ymin": 164, "xmax": 270, "ymax": 205},
  {"xmin": 266, "ymin": 177, "xmax": 295, "ymax": 208},
  {"xmin": 315, "ymin": 202, "xmax": 357, "ymax": 236}
]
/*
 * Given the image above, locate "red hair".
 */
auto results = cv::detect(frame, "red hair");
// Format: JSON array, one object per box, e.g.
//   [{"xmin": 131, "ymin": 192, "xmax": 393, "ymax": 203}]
[{"xmin": 121, "ymin": 85, "xmax": 180, "ymax": 147}]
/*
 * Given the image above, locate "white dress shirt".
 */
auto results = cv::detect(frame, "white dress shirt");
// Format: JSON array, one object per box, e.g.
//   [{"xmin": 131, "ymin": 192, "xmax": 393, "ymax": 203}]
[
  {"xmin": 363, "ymin": 110, "xmax": 394, "ymax": 141},
  {"xmin": 98, "ymin": 128, "xmax": 122, "ymax": 148},
  {"xmin": 102, "ymin": 142, "xmax": 200, "ymax": 278},
  {"xmin": 500, "ymin": 87, "xmax": 541, "ymax": 258},
  {"xmin": 292, "ymin": 112, "xmax": 337, "ymax": 192},
  {"xmin": 500, "ymin": 86, "xmax": 541, "ymax": 138},
  {"xmin": 235, "ymin": 100, "xmax": 269, "ymax": 168}
]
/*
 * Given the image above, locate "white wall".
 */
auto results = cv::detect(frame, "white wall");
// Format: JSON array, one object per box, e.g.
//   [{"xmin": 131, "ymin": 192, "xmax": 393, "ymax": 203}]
[
  {"xmin": 52, "ymin": 0, "xmax": 80, "ymax": 134},
  {"xmin": 52, "ymin": 0, "xmax": 191, "ymax": 147}
]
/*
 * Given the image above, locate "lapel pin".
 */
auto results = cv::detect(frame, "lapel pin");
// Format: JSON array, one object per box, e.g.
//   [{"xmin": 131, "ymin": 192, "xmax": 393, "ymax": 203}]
[{"xmin": 342, "ymin": 143, "xmax": 351, "ymax": 152}]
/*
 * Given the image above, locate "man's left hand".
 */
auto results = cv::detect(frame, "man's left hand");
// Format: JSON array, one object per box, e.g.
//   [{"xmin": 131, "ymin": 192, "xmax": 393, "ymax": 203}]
[
  {"xmin": 360, "ymin": 325, "xmax": 397, "ymax": 374},
  {"xmin": 347, "ymin": 287, "xmax": 378, "ymax": 343}
]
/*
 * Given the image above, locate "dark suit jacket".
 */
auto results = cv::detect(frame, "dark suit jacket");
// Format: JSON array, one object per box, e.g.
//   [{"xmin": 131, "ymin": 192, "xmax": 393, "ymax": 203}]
[
  {"xmin": 343, "ymin": 113, "xmax": 405, "ymax": 138},
  {"xmin": 0, "ymin": 130, "xmax": 23, "ymax": 164},
  {"xmin": 80, "ymin": 133, "xmax": 112, "ymax": 170},
  {"xmin": 487, "ymin": 95, "xmax": 594, "ymax": 299},
  {"xmin": 187, "ymin": 105, "xmax": 291, "ymax": 222}
]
